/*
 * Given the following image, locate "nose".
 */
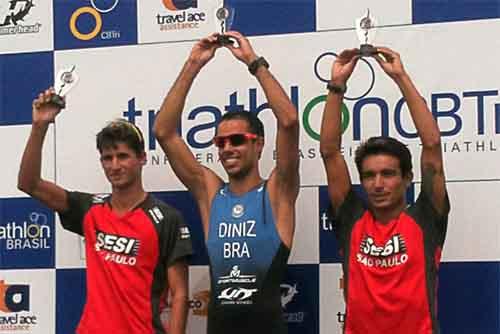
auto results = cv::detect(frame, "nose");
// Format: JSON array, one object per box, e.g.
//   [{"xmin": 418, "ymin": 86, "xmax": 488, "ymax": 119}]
[
  {"xmin": 374, "ymin": 174, "xmax": 384, "ymax": 189},
  {"xmin": 109, "ymin": 156, "xmax": 121, "ymax": 170},
  {"xmin": 220, "ymin": 138, "xmax": 234, "ymax": 151}
]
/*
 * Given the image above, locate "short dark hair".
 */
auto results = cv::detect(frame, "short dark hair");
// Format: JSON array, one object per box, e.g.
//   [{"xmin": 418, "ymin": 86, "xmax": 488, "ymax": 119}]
[
  {"xmin": 354, "ymin": 136, "xmax": 412, "ymax": 178},
  {"xmin": 217, "ymin": 111, "xmax": 264, "ymax": 137},
  {"xmin": 96, "ymin": 120, "xmax": 145, "ymax": 155}
]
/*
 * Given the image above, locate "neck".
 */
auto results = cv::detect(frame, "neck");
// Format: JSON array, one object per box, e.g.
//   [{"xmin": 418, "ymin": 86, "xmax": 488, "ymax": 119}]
[
  {"xmin": 110, "ymin": 182, "xmax": 147, "ymax": 214},
  {"xmin": 371, "ymin": 201, "xmax": 407, "ymax": 224},
  {"xmin": 228, "ymin": 170, "xmax": 263, "ymax": 196}
]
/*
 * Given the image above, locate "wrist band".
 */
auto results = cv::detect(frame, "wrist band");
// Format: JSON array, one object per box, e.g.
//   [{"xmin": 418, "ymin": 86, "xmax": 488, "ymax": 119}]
[
  {"xmin": 326, "ymin": 82, "xmax": 347, "ymax": 94},
  {"xmin": 248, "ymin": 56, "xmax": 269, "ymax": 75}
]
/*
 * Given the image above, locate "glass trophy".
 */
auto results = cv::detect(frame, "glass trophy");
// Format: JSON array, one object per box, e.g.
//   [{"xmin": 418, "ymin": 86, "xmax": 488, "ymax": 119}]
[
  {"xmin": 214, "ymin": 4, "xmax": 235, "ymax": 45},
  {"xmin": 50, "ymin": 65, "xmax": 79, "ymax": 109},
  {"xmin": 355, "ymin": 9, "xmax": 378, "ymax": 57}
]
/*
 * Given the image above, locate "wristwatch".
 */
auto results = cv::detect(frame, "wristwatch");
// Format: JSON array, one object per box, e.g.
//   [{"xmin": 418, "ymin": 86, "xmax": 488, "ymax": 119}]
[
  {"xmin": 248, "ymin": 56, "xmax": 269, "ymax": 75},
  {"xmin": 326, "ymin": 82, "xmax": 347, "ymax": 94}
]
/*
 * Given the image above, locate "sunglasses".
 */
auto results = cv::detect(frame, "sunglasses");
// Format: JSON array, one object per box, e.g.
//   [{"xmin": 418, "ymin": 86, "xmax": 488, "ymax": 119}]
[{"xmin": 213, "ymin": 133, "xmax": 258, "ymax": 148}]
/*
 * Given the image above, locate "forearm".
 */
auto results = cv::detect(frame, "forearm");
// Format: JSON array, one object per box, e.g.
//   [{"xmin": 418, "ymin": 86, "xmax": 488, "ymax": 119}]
[
  {"xmin": 394, "ymin": 73, "xmax": 441, "ymax": 147},
  {"xmin": 254, "ymin": 67, "xmax": 298, "ymax": 128},
  {"xmin": 168, "ymin": 293, "xmax": 188, "ymax": 334},
  {"xmin": 320, "ymin": 91, "xmax": 344, "ymax": 158},
  {"xmin": 18, "ymin": 123, "xmax": 49, "ymax": 193},
  {"xmin": 154, "ymin": 60, "xmax": 201, "ymax": 140}
]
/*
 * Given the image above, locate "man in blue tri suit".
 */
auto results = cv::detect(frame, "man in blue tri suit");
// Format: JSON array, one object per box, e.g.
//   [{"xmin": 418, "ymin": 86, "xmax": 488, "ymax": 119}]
[{"xmin": 153, "ymin": 31, "xmax": 300, "ymax": 334}]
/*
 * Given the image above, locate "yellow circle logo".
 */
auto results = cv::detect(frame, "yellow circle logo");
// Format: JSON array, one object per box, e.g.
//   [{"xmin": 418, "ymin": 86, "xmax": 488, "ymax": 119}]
[{"xmin": 69, "ymin": 6, "xmax": 102, "ymax": 41}]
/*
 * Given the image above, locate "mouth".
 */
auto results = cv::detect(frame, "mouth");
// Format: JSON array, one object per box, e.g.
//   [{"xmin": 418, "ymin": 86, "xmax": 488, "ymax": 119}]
[{"xmin": 371, "ymin": 193, "xmax": 389, "ymax": 202}]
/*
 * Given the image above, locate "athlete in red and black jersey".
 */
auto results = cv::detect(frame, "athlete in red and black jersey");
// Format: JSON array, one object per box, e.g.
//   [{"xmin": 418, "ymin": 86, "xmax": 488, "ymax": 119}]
[
  {"xmin": 18, "ymin": 89, "xmax": 192, "ymax": 334},
  {"xmin": 320, "ymin": 48, "xmax": 449, "ymax": 334}
]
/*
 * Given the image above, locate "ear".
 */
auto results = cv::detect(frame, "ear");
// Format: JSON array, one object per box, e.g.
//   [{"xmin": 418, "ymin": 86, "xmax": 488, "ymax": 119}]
[
  {"xmin": 256, "ymin": 137, "xmax": 264, "ymax": 159},
  {"xmin": 404, "ymin": 171, "xmax": 414, "ymax": 187},
  {"xmin": 138, "ymin": 151, "xmax": 147, "ymax": 165}
]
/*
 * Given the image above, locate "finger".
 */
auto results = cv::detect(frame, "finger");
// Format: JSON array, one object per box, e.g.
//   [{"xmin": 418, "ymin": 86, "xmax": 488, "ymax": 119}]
[
  {"xmin": 372, "ymin": 53, "xmax": 387, "ymax": 66},
  {"xmin": 375, "ymin": 46, "xmax": 398, "ymax": 60},
  {"xmin": 224, "ymin": 30, "xmax": 244, "ymax": 40},
  {"xmin": 207, "ymin": 33, "xmax": 219, "ymax": 44}
]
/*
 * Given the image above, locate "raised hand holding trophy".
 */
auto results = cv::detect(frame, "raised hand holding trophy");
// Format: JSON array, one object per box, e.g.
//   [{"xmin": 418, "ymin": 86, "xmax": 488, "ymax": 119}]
[
  {"xmin": 356, "ymin": 9, "xmax": 378, "ymax": 57},
  {"xmin": 50, "ymin": 65, "xmax": 79, "ymax": 109}
]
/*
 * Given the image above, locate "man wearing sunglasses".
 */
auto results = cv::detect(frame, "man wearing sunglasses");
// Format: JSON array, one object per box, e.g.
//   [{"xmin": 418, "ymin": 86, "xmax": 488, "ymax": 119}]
[
  {"xmin": 320, "ymin": 48, "xmax": 449, "ymax": 334},
  {"xmin": 153, "ymin": 31, "xmax": 299, "ymax": 334},
  {"xmin": 18, "ymin": 88, "xmax": 192, "ymax": 334}
]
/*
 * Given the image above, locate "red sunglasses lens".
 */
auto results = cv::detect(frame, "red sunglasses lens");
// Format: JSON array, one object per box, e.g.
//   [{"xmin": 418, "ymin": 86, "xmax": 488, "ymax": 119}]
[{"xmin": 213, "ymin": 133, "xmax": 256, "ymax": 148}]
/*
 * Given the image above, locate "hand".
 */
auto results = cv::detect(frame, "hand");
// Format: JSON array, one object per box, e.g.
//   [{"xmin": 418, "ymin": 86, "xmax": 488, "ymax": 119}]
[
  {"xmin": 331, "ymin": 49, "xmax": 360, "ymax": 84},
  {"xmin": 222, "ymin": 31, "xmax": 258, "ymax": 65},
  {"xmin": 32, "ymin": 88, "xmax": 63, "ymax": 126},
  {"xmin": 373, "ymin": 47, "xmax": 407, "ymax": 79},
  {"xmin": 188, "ymin": 33, "xmax": 221, "ymax": 69}
]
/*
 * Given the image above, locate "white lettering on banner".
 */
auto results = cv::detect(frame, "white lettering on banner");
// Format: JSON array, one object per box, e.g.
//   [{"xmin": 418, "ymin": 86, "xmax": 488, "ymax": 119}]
[
  {"xmin": 6, "ymin": 238, "xmax": 49, "ymax": 250},
  {"xmin": 0, "ymin": 222, "xmax": 51, "ymax": 239},
  {"xmin": 0, "ymin": 214, "xmax": 52, "ymax": 250}
]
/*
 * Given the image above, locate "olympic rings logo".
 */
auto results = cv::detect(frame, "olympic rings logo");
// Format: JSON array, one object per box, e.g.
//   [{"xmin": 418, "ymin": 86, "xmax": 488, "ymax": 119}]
[
  {"xmin": 69, "ymin": 0, "xmax": 119, "ymax": 41},
  {"xmin": 26, "ymin": 212, "xmax": 49, "ymax": 239},
  {"xmin": 313, "ymin": 52, "xmax": 375, "ymax": 101}
]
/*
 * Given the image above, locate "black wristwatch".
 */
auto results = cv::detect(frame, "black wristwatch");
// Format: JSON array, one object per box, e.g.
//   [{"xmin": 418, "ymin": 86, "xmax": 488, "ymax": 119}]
[
  {"xmin": 326, "ymin": 82, "xmax": 347, "ymax": 94},
  {"xmin": 248, "ymin": 56, "xmax": 269, "ymax": 75}
]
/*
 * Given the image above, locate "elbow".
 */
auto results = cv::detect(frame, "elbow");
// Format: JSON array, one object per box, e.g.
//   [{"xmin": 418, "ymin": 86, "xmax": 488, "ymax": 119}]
[
  {"xmin": 152, "ymin": 121, "xmax": 165, "ymax": 141},
  {"xmin": 281, "ymin": 110, "xmax": 299, "ymax": 131},
  {"xmin": 17, "ymin": 178, "xmax": 34, "ymax": 195},
  {"xmin": 152, "ymin": 120, "xmax": 174, "ymax": 142}
]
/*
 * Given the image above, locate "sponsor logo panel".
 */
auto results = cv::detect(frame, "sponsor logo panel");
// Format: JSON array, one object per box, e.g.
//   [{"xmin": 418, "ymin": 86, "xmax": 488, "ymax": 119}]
[
  {"xmin": 282, "ymin": 264, "xmax": 319, "ymax": 334},
  {"xmin": 138, "ymin": 0, "xmax": 217, "ymax": 43},
  {"xmin": 0, "ymin": 198, "xmax": 55, "ymax": 269},
  {"xmin": 0, "ymin": 0, "xmax": 53, "ymax": 54},
  {"xmin": 0, "ymin": 270, "xmax": 55, "ymax": 333},
  {"xmin": 54, "ymin": 0, "xmax": 137, "ymax": 50}
]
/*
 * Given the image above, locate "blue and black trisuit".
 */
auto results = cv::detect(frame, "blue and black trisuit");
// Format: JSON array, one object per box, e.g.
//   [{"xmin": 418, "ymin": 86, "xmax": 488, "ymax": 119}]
[{"xmin": 206, "ymin": 182, "xmax": 289, "ymax": 334}]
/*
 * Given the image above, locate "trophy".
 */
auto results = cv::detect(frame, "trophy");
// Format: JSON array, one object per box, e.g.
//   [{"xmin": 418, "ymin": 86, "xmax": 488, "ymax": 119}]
[
  {"xmin": 355, "ymin": 9, "xmax": 378, "ymax": 57},
  {"xmin": 50, "ymin": 65, "xmax": 79, "ymax": 109},
  {"xmin": 215, "ymin": 5, "xmax": 235, "ymax": 45}
]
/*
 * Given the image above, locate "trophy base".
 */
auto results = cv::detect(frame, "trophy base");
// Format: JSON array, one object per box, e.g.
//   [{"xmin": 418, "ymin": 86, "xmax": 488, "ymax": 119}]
[
  {"xmin": 217, "ymin": 34, "xmax": 234, "ymax": 46},
  {"xmin": 359, "ymin": 44, "xmax": 377, "ymax": 57},
  {"xmin": 48, "ymin": 94, "xmax": 66, "ymax": 109}
]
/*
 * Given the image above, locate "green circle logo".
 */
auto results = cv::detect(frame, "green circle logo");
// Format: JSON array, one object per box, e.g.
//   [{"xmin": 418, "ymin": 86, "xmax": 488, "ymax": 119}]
[{"xmin": 302, "ymin": 95, "xmax": 350, "ymax": 141}]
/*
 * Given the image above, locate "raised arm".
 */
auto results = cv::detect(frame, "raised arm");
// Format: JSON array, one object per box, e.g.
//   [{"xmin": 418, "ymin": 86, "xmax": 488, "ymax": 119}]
[
  {"xmin": 18, "ymin": 88, "xmax": 68, "ymax": 212},
  {"xmin": 374, "ymin": 47, "xmax": 447, "ymax": 214},
  {"xmin": 224, "ymin": 31, "xmax": 299, "ymax": 247},
  {"xmin": 153, "ymin": 34, "xmax": 223, "ymax": 235},
  {"xmin": 320, "ymin": 49, "xmax": 359, "ymax": 210}
]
